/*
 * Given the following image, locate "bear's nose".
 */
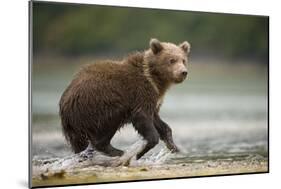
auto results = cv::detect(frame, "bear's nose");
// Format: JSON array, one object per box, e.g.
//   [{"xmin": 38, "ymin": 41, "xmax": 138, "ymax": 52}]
[{"xmin": 181, "ymin": 71, "xmax": 188, "ymax": 76}]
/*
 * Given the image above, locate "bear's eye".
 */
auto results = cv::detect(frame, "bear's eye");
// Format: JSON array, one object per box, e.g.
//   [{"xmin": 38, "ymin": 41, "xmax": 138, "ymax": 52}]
[
  {"xmin": 183, "ymin": 59, "xmax": 186, "ymax": 65},
  {"xmin": 169, "ymin": 58, "xmax": 177, "ymax": 64}
]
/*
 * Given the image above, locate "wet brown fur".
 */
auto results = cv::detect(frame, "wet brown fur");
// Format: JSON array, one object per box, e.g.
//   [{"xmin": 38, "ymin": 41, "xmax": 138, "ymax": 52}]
[{"xmin": 59, "ymin": 39, "xmax": 190, "ymax": 159}]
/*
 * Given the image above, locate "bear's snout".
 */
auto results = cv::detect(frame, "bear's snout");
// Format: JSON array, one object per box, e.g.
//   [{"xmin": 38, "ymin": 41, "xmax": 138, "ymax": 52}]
[
  {"xmin": 173, "ymin": 63, "xmax": 188, "ymax": 83},
  {"xmin": 179, "ymin": 68, "xmax": 188, "ymax": 81},
  {"xmin": 181, "ymin": 70, "xmax": 188, "ymax": 77}
]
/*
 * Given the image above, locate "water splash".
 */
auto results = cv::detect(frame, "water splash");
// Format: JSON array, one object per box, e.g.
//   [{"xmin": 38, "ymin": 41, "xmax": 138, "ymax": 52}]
[
  {"xmin": 32, "ymin": 140, "xmax": 176, "ymax": 179},
  {"xmin": 130, "ymin": 148, "xmax": 173, "ymax": 166},
  {"xmin": 32, "ymin": 140, "xmax": 177, "ymax": 177}
]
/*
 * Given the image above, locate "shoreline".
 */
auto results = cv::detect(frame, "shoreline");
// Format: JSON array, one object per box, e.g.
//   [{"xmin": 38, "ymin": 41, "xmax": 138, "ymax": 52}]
[{"xmin": 32, "ymin": 159, "xmax": 268, "ymax": 187}]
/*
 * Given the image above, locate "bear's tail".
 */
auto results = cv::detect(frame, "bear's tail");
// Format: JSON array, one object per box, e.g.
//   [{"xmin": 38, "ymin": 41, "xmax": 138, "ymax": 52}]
[{"xmin": 61, "ymin": 119, "xmax": 88, "ymax": 153}]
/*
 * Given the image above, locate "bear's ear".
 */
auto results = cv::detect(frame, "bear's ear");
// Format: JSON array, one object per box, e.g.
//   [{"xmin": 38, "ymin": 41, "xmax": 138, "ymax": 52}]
[
  {"xmin": 150, "ymin": 38, "xmax": 163, "ymax": 54},
  {"xmin": 179, "ymin": 41, "xmax": 191, "ymax": 54}
]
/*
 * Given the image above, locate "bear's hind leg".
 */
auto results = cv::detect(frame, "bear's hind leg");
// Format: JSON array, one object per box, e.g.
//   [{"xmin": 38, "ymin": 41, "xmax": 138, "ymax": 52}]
[
  {"xmin": 101, "ymin": 144, "xmax": 124, "ymax": 157},
  {"xmin": 89, "ymin": 129, "xmax": 124, "ymax": 157},
  {"xmin": 93, "ymin": 141, "xmax": 124, "ymax": 157}
]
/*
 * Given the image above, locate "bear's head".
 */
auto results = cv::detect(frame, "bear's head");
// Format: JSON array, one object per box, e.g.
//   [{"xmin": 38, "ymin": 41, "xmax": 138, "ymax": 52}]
[{"xmin": 144, "ymin": 38, "xmax": 191, "ymax": 87}]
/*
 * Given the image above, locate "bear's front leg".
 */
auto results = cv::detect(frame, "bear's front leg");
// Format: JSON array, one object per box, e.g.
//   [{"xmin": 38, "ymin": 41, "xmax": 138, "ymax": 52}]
[
  {"xmin": 132, "ymin": 112, "xmax": 160, "ymax": 160},
  {"xmin": 154, "ymin": 114, "xmax": 180, "ymax": 153}
]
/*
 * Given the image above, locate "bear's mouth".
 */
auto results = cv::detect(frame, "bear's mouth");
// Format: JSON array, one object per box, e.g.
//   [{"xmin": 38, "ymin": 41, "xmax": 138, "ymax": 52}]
[{"xmin": 174, "ymin": 75, "xmax": 187, "ymax": 83}]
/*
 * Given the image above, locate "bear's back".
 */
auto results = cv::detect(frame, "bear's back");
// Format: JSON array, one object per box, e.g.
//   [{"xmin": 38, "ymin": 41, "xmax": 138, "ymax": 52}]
[{"xmin": 60, "ymin": 59, "xmax": 157, "ymax": 120}]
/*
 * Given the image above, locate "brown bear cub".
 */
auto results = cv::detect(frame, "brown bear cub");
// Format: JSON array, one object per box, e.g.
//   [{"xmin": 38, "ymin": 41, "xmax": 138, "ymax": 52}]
[{"xmin": 59, "ymin": 38, "xmax": 191, "ymax": 159}]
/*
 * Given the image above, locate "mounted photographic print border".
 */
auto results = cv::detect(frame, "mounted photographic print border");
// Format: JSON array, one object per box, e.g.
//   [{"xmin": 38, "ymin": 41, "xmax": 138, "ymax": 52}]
[{"xmin": 29, "ymin": 0, "xmax": 269, "ymax": 188}]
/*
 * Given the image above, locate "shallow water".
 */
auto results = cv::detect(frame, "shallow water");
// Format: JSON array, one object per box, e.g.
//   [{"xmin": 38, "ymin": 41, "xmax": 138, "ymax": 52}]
[
  {"xmin": 31, "ymin": 57, "xmax": 268, "ymax": 185},
  {"xmin": 32, "ymin": 119, "xmax": 268, "ymax": 171}
]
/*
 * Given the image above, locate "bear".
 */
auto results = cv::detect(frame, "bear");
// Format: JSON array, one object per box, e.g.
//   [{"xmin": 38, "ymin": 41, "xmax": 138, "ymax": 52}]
[{"xmin": 59, "ymin": 38, "xmax": 191, "ymax": 160}]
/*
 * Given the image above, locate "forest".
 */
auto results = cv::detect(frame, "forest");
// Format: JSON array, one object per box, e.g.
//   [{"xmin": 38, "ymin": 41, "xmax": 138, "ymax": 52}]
[{"xmin": 33, "ymin": 2, "xmax": 268, "ymax": 62}]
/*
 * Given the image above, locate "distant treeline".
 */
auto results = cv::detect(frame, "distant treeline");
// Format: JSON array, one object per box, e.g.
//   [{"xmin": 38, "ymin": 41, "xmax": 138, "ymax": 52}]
[{"xmin": 33, "ymin": 2, "xmax": 268, "ymax": 61}]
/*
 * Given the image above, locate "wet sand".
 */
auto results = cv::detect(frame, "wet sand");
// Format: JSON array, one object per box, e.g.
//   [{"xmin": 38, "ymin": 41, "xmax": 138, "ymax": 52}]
[{"xmin": 32, "ymin": 159, "xmax": 268, "ymax": 187}]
